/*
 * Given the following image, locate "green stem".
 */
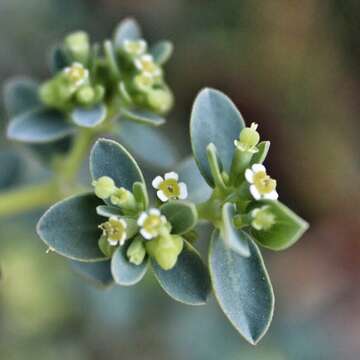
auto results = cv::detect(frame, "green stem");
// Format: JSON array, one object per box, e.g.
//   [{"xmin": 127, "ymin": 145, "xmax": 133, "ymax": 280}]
[{"xmin": 0, "ymin": 182, "xmax": 59, "ymax": 217}]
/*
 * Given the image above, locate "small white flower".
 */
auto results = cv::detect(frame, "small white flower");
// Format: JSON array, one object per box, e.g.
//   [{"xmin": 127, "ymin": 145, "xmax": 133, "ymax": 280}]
[
  {"xmin": 99, "ymin": 216, "xmax": 127, "ymax": 246},
  {"xmin": 245, "ymin": 163, "xmax": 278, "ymax": 200},
  {"xmin": 251, "ymin": 206, "xmax": 276, "ymax": 231},
  {"xmin": 64, "ymin": 62, "xmax": 89, "ymax": 87},
  {"xmin": 123, "ymin": 39, "xmax": 147, "ymax": 56},
  {"xmin": 152, "ymin": 172, "xmax": 188, "ymax": 202},
  {"xmin": 137, "ymin": 208, "xmax": 167, "ymax": 240},
  {"xmin": 134, "ymin": 54, "xmax": 162, "ymax": 77}
]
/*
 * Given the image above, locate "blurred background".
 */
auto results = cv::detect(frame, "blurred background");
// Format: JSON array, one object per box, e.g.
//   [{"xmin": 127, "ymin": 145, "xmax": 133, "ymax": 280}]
[{"xmin": 1, "ymin": 0, "xmax": 360, "ymax": 359}]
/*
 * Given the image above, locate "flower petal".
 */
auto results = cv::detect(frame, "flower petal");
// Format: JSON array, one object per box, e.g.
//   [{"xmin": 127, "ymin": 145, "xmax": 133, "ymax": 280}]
[
  {"xmin": 157, "ymin": 190, "xmax": 169, "ymax": 202},
  {"xmin": 164, "ymin": 171, "xmax": 179, "ymax": 181},
  {"xmin": 149, "ymin": 208, "xmax": 161, "ymax": 216},
  {"xmin": 137, "ymin": 212, "xmax": 148, "ymax": 226},
  {"xmin": 264, "ymin": 190, "xmax": 279, "ymax": 200},
  {"xmin": 252, "ymin": 163, "xmax": 266, "ymax": 173},
  {"xmin": 245, "ymin": 169, "xmax": 254, "ymax": 183},
  {"xmin": 119, "ymin": 233, "xmax": 127, "ymax": 245},
  {"xmin": 140, "ymin": 228, "xmax": 153, "ymax": 240},
  {"xmin": 108, "ymin": 239, "xmax": 118, "ymax": 246},
  {"xmin": 152, "ymin": 176, "xmax": 164, "ymax": 189},
  {"xmin": 178, "ymin": 183, "xmax": 188, "ymax": 200},
  {"xmin": 250, "ymin": 185, "xmax": 261, "ymax": 200}
]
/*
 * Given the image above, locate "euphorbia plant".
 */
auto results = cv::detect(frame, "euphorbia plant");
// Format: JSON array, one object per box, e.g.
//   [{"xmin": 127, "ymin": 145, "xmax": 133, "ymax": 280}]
[{"xmin": 1, "ymin": 18, "xmax": 308, "ymax": 345}]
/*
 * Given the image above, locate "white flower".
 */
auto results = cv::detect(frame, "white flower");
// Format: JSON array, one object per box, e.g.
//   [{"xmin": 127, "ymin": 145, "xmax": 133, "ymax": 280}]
[
  {"xmin": 134, "ymin": 54, "xmax": 161, "ymax": 77},
  {"xmin": 245, "ymin": 164, "xmax": 278, "ymax": 200},
  {"xmin": 251, "ymin": 206, "xmax": 276, "ymax": 231},
  {"xmin": 137, "ymin": 208, "xmax": 167, "ymax": 240},
  {"xmin": 152, "ymin": 172, "xmax": 188, "ymax": 202},
  {"xmin": 123, "ymin": 39, "xmax": 147, "ymax": 56},
  {"xmin": 64, "ymin": 62, "xmax": 89, "ymax": 87},
  {"xmin": 99, "ymin": 217, "xmax": 127, "ymax": 246}
]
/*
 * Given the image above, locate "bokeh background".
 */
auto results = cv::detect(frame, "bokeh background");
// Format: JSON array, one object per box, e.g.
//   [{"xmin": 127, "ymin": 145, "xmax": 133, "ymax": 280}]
[{"xmin": 1, "ymin": 1, "xmax": 360, "ymax": 359}]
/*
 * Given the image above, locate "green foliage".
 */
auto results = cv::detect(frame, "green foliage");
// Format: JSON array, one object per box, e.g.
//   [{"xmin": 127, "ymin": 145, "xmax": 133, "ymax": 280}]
[{"xmin": 1, "ymin": 17, "xmax": 309, "ymax": 346}]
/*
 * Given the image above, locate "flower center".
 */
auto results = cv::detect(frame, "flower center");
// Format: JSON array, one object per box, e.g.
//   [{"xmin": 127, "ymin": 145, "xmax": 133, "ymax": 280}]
[
  {"xmin": 143, "ymin": 215, "xmax": 162, "ymax": 236},
  {"xmin": 159, "ymin": 179, "xmax": 180, "ymax": 198},
  {"xmin": 100, "ymin": 218, "xmax": 126, "ymax": 242},
  {"xmin": 253, "ymin": 171, "xmax": 277, "ymax": 194},
  {"xmin": 66, "ymin": 64, "xmax": 87, "ymax": 83},
  {"xmin": 125, "ymin": 40, "xmax": 145, "ymax": 55}
]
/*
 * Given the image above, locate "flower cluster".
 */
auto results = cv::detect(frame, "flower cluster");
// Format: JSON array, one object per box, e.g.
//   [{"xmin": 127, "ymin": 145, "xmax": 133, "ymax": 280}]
[{"xmin": 92, "ymin": 172, "xmax": 188, "ymax": 270}]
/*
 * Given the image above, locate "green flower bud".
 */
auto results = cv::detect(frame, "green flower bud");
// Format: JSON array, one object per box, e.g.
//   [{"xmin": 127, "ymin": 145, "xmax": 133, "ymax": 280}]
[
  {"xmin": 98, "ymin": 235, "xmax": 117, "ymax": 257},
  {"xmin": 123, "ymin": 39, "xmax": 147, "ymax": 57},
  {"xmin": 110, "ymin": 187, "xmax": 137, "ymax": 212},
  {"xmin": 127, "ymin": 237, "xmax": 146, "ymax": 265},
  {"xmin": 39, "ymin": 81, "xmax": 58, "ymax": 107},
  {"xmin": 133, "ymin": 73, "xmax": 154, "ymax": 93},
  {"xmin": 76, "ymin": 85, "xmax": 96, "ymax": 105},
  {"xmin": 147, "ymin": 88, "xmax": 174, "ymax": 114},
  {"xmin": 234, "ymin": 123, "xmax": 260, "ymax": 153},
  {"xmin": 145, "ymin": 235, "xmax": 184, "ymax": 270},
  {"xmin": 64, "ymin": 31, "xmax": 90, "ymax": 64},
  {"xmin": 251, "ymin": 206, "xmax": 276, "ymax": 231},
  {"xmin": 92, "ymin": 176, "xmax": 116, "ymax": 199},
  {"xmin": 93, "ymin": 85, "xmax": 105, "ymax": 103}
]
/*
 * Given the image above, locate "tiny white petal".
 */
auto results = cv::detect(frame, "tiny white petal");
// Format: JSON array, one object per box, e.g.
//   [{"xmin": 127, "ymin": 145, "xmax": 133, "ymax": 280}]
[
  {"xmin": 137, "ymin": 212, "xmax": 148, "ymax": 226},
  {"xmin": 252, "ymin": 163, "xmax": 266, "ymax": 173},
  {"xmin": 64, "ymin": 67, "xmax": 71, "ymax": 73},
  {"xmin": 140, "ymin": 229, "xmax": 153, "ymax": 240},
  {"xmin": 164, "ymin": 171, "xmax": 179, "ymax": 181},
  {"xmin": 149, "ymin": 208, "xmax": 161, "ymax": 216},
  {"xmin": 108, "ymin": 239, "xmax": 118, "ymax": 246},
  {"xmin": 264, "ymin": 190, "xmax": 279, "ymax": 200},
  {"xmin": 178, "ymin": 183, "xmax": 188, "ymax": 200},
  {"xmin": 152, "ymin": 176, "xmax": 164, "ymax": 189},
  {"xmin": 251, "ymin": 208, "xmax": 260, "ymax": 217},
  {"xmin": 252, "ymin": 222, "xmax": 262, "ymax": 231},
  {"xmin": 119, "ymin": 234, "xmax": 127, "ymax": 245},
  {"xmin": 250, "ymin": 185, "xmax": 261, "ymax": 200},
  {"xmin": 142, "ymin": 54, "xmax": 154, "ymax": 62},
  {"xmin": 119, "ymin": 219, "xmax": 127, "ymax": 229},
  {"xmin": 157, "ymin": 190, "xmax": 169, "ymax": 202},
  {"xmin": 160, "ymin": 215, "xmax": 167, "ymax": 224},
  {"xmin": 245, "ymin": 169, "xmax": 254, "ymax": 183},
  {"xmin": 134, "ymin": 58, "xmax": 143, "ymax": 70}
]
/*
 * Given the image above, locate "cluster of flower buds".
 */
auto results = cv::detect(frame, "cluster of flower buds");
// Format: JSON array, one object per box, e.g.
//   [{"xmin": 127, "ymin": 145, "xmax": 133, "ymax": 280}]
[{"xmin": 92, "ymin": 173, "xmax": 187, "ymax": 270}]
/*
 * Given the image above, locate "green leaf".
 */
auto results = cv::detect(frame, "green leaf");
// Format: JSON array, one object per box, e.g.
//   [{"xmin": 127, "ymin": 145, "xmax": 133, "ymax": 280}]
[
  {"xmin": 250, "ymin": 200, "xmax": 309, "ymax": 251},
  {"xmin": 176, "ymin": 157, "xmax": 212, "ymax": 203},
  {"xmin": 37, "ymin": 193, "xmax": 106, "ymax": 262},
  {"xmin": 251, "ymin": 141, "xmax": 270, "ymax": 165},
  {"xmin": 71, "ymin": 104, "xmax": 107, "ymax": 128},
  {"xmin": 150, "ymin": 41, "xmax": 174, "ymax": 65},
  {"xmin": 0, "ymin": 150, "xmax": 24, "ymax": 190},
  {"xmin": 90, "ymin": 138, "xmax": 144, "ymax": 191},
  {"xmin": 160, "ymin": 201, "xmax": 198, "ymax": 235},
  {"xmin": 222, "ymin": 202, "xmax": 250, "ymax": 257},
  {"xmin": 7, "ymin": 107, "xmax": 74, "ymax": 143},
  {"xmin": 121, "ymin": 108, "xmax": 165, "ymax": 127},
  {"xmin": 190, "ymin": 88, "xmax": 245, "ymax": 187},
  {"xmin": 209, "ymin": 230, "xmax": 274, "ymax": 345},
  {"xmin": 96, "ymin": 205, "xmax": 122, "ymax": 217},
  {"xmin": 70, "ymin": 259, "xmax": 114, "ymax": 287},
  {"xmin": 49, "ymin": 46, "xmax": 70, "ymax": 74},
  {"xmin": 117, "ymin": 120, "xmax": 178, "ymax": 169},
  {"xmin": 151, "ymin": 241, "xmax": 211, "ymax": 305},
  {"xmin": 4, "ymin": 78, "xmax": 41, "ymax": 117},
  {"xmin": 111, "ymin": 246, "xmax": 148, "ymax": 286},
  {"xmin": 113, "ymin": 18, "xmax": 142, "ymax": 49}
]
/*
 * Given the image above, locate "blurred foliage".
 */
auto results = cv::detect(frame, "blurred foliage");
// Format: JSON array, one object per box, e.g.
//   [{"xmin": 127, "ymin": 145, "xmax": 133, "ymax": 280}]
[{"xmin": 1, "ymin": 0, "xmax": 359, "ymax": 359}]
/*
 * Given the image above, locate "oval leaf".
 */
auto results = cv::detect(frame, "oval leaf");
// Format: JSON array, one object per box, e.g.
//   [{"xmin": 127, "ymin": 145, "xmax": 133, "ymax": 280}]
[
  {"xmin": 113, "ymin": 18, "xmax": 142, "ymax": 49},
  {"xmin": 90, "ymin": 138, "xmax": 144, "ymax": 191},
  {"xmin": 50, "ymin": 46, "xmax": 70, "ymax": 74},
  {"xmin": 160, "ymin": 201, "xmax": 198, "ymax": 235},
  {"xmin": 4, "ymin": 78, "xmax": 40, "ymax": 117},
  {"xmin": 111, "ymin": 246, "xmax": 148, "ymax": 286},
  {"xmin": 37, "ymin": 193, "xmax": 106, "ymax": 261},
  {"xmin": 222, "ymin": 202, "xmax": 250, "ymax": 257},
  {"xmin": 250, "ymin": 200, "xmax": 309, "ymax": 251},
  {"xmin": 7, "ymin": 107, "xmax": 74, "ymax": 143},
  {"xmin": 0, "ymin": 150, "xmax": 24, "ymax": 190},
  {"xmin": 71, "ymin": 104, "xmax": 107, "ymax": 128},
  {"xmin": 190, "ymin": 88, "xmax": 245, "ymax": 187},
  {"xmin": 117, "ymin": 120, "xmax": 178, "ymax": 169},
  {"xmin": 151, "ymin": 242, "xmax": 211, "ymax": 305},
  {"xmin": 150, "ymin": 41, "xmax": 174, "ymax": 65},
  {"xmin": 96, "ymin": 205, "xmax": 123, "ymax": 218},
  {"xmin": 209, "ymin": 230, "xmax": 274, "ymax": 345},
  {"xmin": 176, "ymin": 157, "xmax": 212, "ymax": 203},
  {"xmin": 70, "ymin": 259, "xmax": 113, "ymax": 287},
  {"xmin": 121, "ymin": 108, "xmax": 165, "ymax": 127}
]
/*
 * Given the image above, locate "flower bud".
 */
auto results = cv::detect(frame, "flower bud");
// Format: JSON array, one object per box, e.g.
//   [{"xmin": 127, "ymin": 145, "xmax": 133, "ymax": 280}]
[
  {"xmin": 147, "ymin": 88, "xmax": 174, "ymax": 114},
  {"xmin": 110, "ymin": 187, "xmax": 137, "ymax": 212},
  {"xmin": 251, "ymin": 206, "xmax": 276, "ymax": 231},
  {"xmin": 98, "ymin": 235, "xmax": 116, "ymax": 257},
  {"xmin": 64, "ymin": 31, "xmax": 90, "ymax": 64},
  {"xmin": 127, "ymin": 238, "xmax": 146, "ymax": 265},
  {"xmin": 76, "ymin": 85, "xmax": 96, "ymax": 105},
  {"xmin": 235, "ymin": 123, "xmax": 260, "ymax": 153},
  {"xmin": 92, "ymin": 176, "xmax": 116, "ymax": 199}
]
